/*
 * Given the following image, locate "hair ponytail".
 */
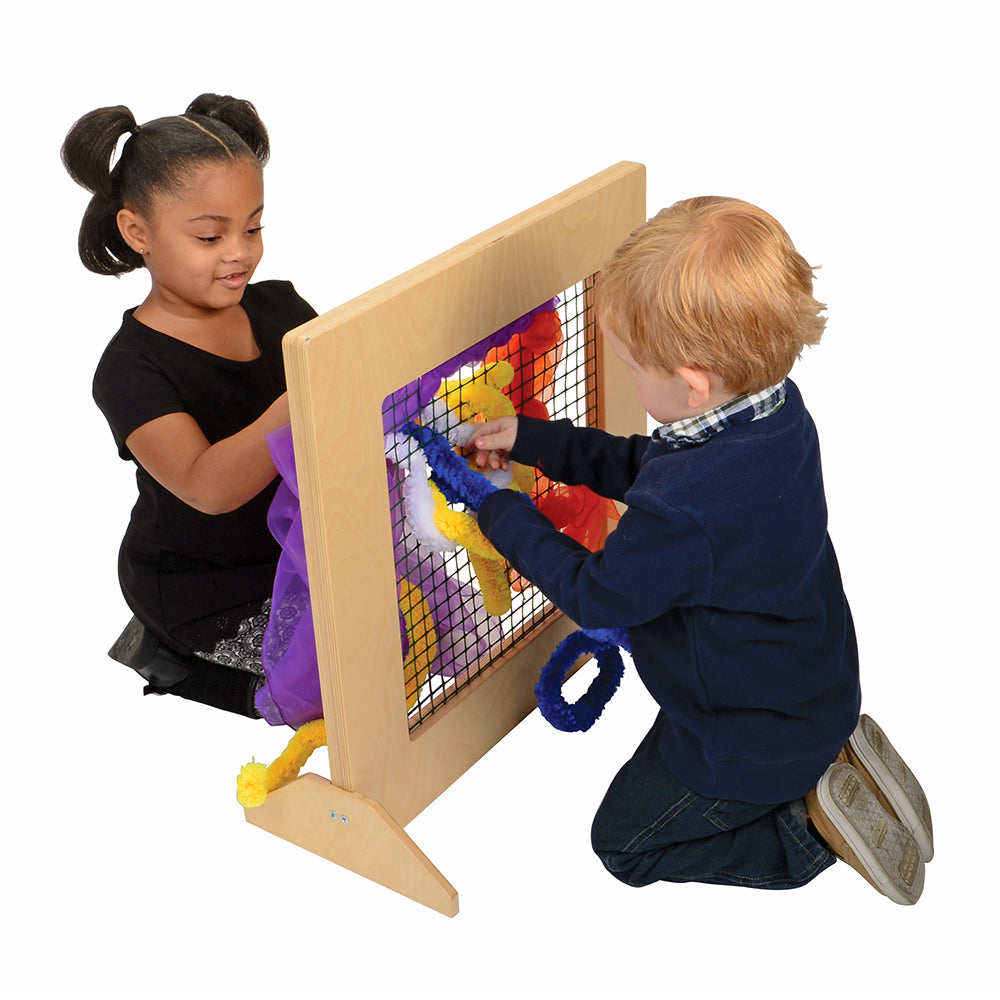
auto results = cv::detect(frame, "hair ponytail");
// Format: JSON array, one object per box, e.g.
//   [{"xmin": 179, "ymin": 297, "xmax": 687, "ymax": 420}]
[
  {"xmin": 61, "ymin": 106, "xmax": 145, "ymax": 275},
  {"xmin": 62, "ymin": 94, "xmax": 269, "ymax": 276},
  {"xmin": 61, "ymin": 105, "xmax": 138, "ymax": 199}
]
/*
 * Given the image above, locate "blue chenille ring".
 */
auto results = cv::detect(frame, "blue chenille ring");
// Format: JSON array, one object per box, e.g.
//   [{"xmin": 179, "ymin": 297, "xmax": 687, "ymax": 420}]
[{"xmin": 534, "ymin": 628, "xmax": 628, "ymax": 732}]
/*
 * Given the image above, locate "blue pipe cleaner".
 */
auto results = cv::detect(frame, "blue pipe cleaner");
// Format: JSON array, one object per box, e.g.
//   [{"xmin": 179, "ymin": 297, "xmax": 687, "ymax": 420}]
[
  {"xmin": 401, "ymin": 420, "xmax": 498, "ymax": 511},
  {"xmin": 534, "ymin": 628, "xmax": 630, "ymax": 733}
]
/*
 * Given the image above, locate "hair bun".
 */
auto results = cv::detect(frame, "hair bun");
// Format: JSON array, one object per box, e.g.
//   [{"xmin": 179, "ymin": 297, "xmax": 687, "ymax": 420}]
[{"xmin": 185, "ymin": 93, "xmax": 269, "ymax": 164}]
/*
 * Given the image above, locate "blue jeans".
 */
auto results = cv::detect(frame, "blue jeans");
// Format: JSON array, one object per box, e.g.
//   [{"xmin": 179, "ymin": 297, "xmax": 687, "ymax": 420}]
[{"xmin": 591, "ymin": 711, "xmax": 835, "ymax": 889}]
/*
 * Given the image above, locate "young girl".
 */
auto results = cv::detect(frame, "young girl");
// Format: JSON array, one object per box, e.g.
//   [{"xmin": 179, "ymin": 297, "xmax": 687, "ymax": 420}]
[{"xmin": 63, "ymin": 94, "xmax": 317, "ymax": 717}]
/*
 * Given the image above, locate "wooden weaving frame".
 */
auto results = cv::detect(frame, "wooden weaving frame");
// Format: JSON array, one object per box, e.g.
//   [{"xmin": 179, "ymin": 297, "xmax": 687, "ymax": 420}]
[{"xmin": 245, "ymin": 162, "xmax": 647, "ymax": 915}]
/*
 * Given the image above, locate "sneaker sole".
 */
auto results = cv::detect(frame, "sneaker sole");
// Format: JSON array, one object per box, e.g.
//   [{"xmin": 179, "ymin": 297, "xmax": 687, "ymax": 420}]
[
  {"xmin": 847, "ymin": 715, "xmax": 934, "ymax": 862},
  {"xmin": 809, "ymin": 763, "xmax": 925, "ymax": 905}
]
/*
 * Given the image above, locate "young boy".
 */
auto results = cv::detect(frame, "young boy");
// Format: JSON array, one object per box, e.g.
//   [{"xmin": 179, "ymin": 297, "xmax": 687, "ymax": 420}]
[{"xmin": 471, "ymin": 197, "xmax": 933, "ymax": 904}]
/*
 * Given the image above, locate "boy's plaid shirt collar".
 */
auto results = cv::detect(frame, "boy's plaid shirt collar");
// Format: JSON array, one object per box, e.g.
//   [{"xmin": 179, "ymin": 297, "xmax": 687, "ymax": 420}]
[{"xmin": 652, "ymin": 380, "xmax": 787, "ymax": 450}]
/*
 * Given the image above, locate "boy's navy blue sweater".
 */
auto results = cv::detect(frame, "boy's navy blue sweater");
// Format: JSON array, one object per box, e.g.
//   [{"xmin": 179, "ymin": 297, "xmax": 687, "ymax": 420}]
[{"xmin": 477, "ymin": 380, "xmax": 860, "ymax": 803}]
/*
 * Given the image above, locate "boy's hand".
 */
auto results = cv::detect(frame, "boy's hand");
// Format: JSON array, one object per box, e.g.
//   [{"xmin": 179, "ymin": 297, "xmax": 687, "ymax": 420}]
[{"xmin": 469, "ymin": 416, "xmax": 518, "ymax": 471}]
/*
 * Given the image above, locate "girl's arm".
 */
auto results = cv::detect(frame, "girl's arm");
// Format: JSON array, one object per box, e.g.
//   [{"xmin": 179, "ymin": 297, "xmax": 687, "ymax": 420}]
[{"xmin": 125, "ymin": 393, "xmax": 290, "ymax": 515}]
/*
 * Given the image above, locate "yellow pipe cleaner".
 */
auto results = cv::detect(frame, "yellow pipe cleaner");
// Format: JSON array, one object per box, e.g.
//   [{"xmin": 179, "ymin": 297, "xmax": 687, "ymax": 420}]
[
  {"xmin": 399, "ymin": 579, "xmax": 438, "ymax": 709},
  {"xmin": 427, "ymin": 478, "xmax": 511, "ymax": 616},
  {"xmin": 429, "ymin": 359, "xmax": 535, "ymax": 616},
  {"xmin": 237, "ymin": 718, "xmax": 328, "ymax": 808}
]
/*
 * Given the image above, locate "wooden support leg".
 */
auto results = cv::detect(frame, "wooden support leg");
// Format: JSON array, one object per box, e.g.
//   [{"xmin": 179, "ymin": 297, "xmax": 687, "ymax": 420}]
[{"xmin": 244, "ymin": 772, "xmax": 459, "ymax": 917}]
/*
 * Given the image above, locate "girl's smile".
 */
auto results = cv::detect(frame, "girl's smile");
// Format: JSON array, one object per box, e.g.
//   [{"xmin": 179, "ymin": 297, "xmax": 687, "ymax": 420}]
[{"xmin": 218, "ymin": 271, "xmax": 250, "ymax": 290}]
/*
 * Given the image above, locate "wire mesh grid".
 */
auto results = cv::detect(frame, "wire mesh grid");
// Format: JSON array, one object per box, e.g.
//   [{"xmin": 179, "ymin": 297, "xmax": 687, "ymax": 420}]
[{"xmin": 383, "ymin": 279, "xmax": 600, "ymax": 733}]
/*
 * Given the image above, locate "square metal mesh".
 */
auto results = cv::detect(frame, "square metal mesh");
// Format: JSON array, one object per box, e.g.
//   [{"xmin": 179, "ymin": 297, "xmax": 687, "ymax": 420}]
[{"xmin": 382, "ymin": 280, "xmax": 599, "ymax": 732}]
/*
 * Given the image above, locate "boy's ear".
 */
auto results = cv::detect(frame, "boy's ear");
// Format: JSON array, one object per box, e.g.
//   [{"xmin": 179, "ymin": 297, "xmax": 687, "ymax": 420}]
[
  {"xmin": 676, "ymin": 366, "xmax": 713, "ymax": 411},
  {"xmin": 117, "ymin": 208, "xmax": 149, "ymax": 255}
]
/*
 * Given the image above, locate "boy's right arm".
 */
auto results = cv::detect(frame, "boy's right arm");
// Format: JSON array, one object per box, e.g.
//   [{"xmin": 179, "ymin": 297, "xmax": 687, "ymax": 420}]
[{"xmin": 501, "ymin": 416, "xmax": 649, "ymax": 502}]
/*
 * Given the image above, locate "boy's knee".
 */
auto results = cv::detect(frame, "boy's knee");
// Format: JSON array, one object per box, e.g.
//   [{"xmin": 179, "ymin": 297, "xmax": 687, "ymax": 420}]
[
  {"xmin": 593, "ymin": 840, "xmax": 670, "ymax": 888},
  {"xmin": 591, "ymin": 813, "xmax": 652, "ymax": 887},
  {"xmin": 590, "ymin": 801, "xmax": 622, "ymax": 857},
  {"xmin": 598, "ymin": 857, "xmax": 637, "ymax": 886},
  {"xmin": 592, "ymin": 839, "xmax": 642, "ymax": 886}
]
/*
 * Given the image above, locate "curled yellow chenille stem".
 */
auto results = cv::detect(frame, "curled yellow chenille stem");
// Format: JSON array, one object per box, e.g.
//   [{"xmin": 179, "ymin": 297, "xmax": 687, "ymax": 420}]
[
  {"xmin": 236, "ymin": 718, "xmax": 328, "ymax": 808},
  {"xmin": 428, "ymin": 479, "xmax": 511, "ymax": 616}
]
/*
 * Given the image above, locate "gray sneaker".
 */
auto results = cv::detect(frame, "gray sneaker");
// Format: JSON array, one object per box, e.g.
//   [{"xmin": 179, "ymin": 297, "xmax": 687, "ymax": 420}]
[
  {"xmin": 846, "ymin": 715, "xmax": 934, "ymax": 862},
  {"xmin": 807, "ymin": 762, "xmax": 925, "ymax": 905}
]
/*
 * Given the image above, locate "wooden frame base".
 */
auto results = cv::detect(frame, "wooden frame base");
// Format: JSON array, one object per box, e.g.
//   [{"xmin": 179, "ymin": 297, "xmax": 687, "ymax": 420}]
[{"xmin": 245, "ymin": 774, "xmax": 459, "ymax": 917}]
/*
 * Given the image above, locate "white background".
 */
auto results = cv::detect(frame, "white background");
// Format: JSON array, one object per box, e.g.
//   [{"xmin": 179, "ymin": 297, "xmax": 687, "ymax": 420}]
[{"xmin": 2, "ymin": 2, "xmax": 996, "ymax": 997}]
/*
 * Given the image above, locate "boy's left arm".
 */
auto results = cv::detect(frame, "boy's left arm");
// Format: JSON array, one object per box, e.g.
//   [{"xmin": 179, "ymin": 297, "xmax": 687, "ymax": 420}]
[{"xmin": 478, "ymin": 487, "xmax": 713, "ymax": 629}]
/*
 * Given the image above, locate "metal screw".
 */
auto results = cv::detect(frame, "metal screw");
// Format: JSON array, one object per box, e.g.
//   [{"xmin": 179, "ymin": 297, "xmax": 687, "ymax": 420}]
[
  {"xmin": 329, "ymin": 811, "xmax": 338, "ymax": 820},
  {"xmin": 341, "ymin": 815, "xmax": 350, "ymax": 825}
]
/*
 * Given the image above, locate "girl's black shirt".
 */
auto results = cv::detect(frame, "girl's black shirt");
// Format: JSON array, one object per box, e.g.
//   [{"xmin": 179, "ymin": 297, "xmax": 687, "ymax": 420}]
[{"xmin": 93, "ymin": 280, "xmax": 317, "ymax": 648}]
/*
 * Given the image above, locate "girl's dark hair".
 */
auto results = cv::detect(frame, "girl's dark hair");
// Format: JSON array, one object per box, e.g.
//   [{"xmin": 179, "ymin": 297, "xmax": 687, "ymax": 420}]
[{"xmin": 61, "ymin": 93, "xmax": 269, "ymax": 275}]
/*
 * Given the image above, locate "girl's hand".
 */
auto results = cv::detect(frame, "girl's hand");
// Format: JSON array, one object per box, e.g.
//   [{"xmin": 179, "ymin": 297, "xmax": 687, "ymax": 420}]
[{"xmin": 468, "ymin": 416, "xmax": 518, "ymax": 471}]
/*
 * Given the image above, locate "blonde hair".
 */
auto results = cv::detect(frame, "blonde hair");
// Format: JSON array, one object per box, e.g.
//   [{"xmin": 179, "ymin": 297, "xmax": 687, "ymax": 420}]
[{"xmin": 595, "ymin": 197, "xmax": 826, "ymax": 395}]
